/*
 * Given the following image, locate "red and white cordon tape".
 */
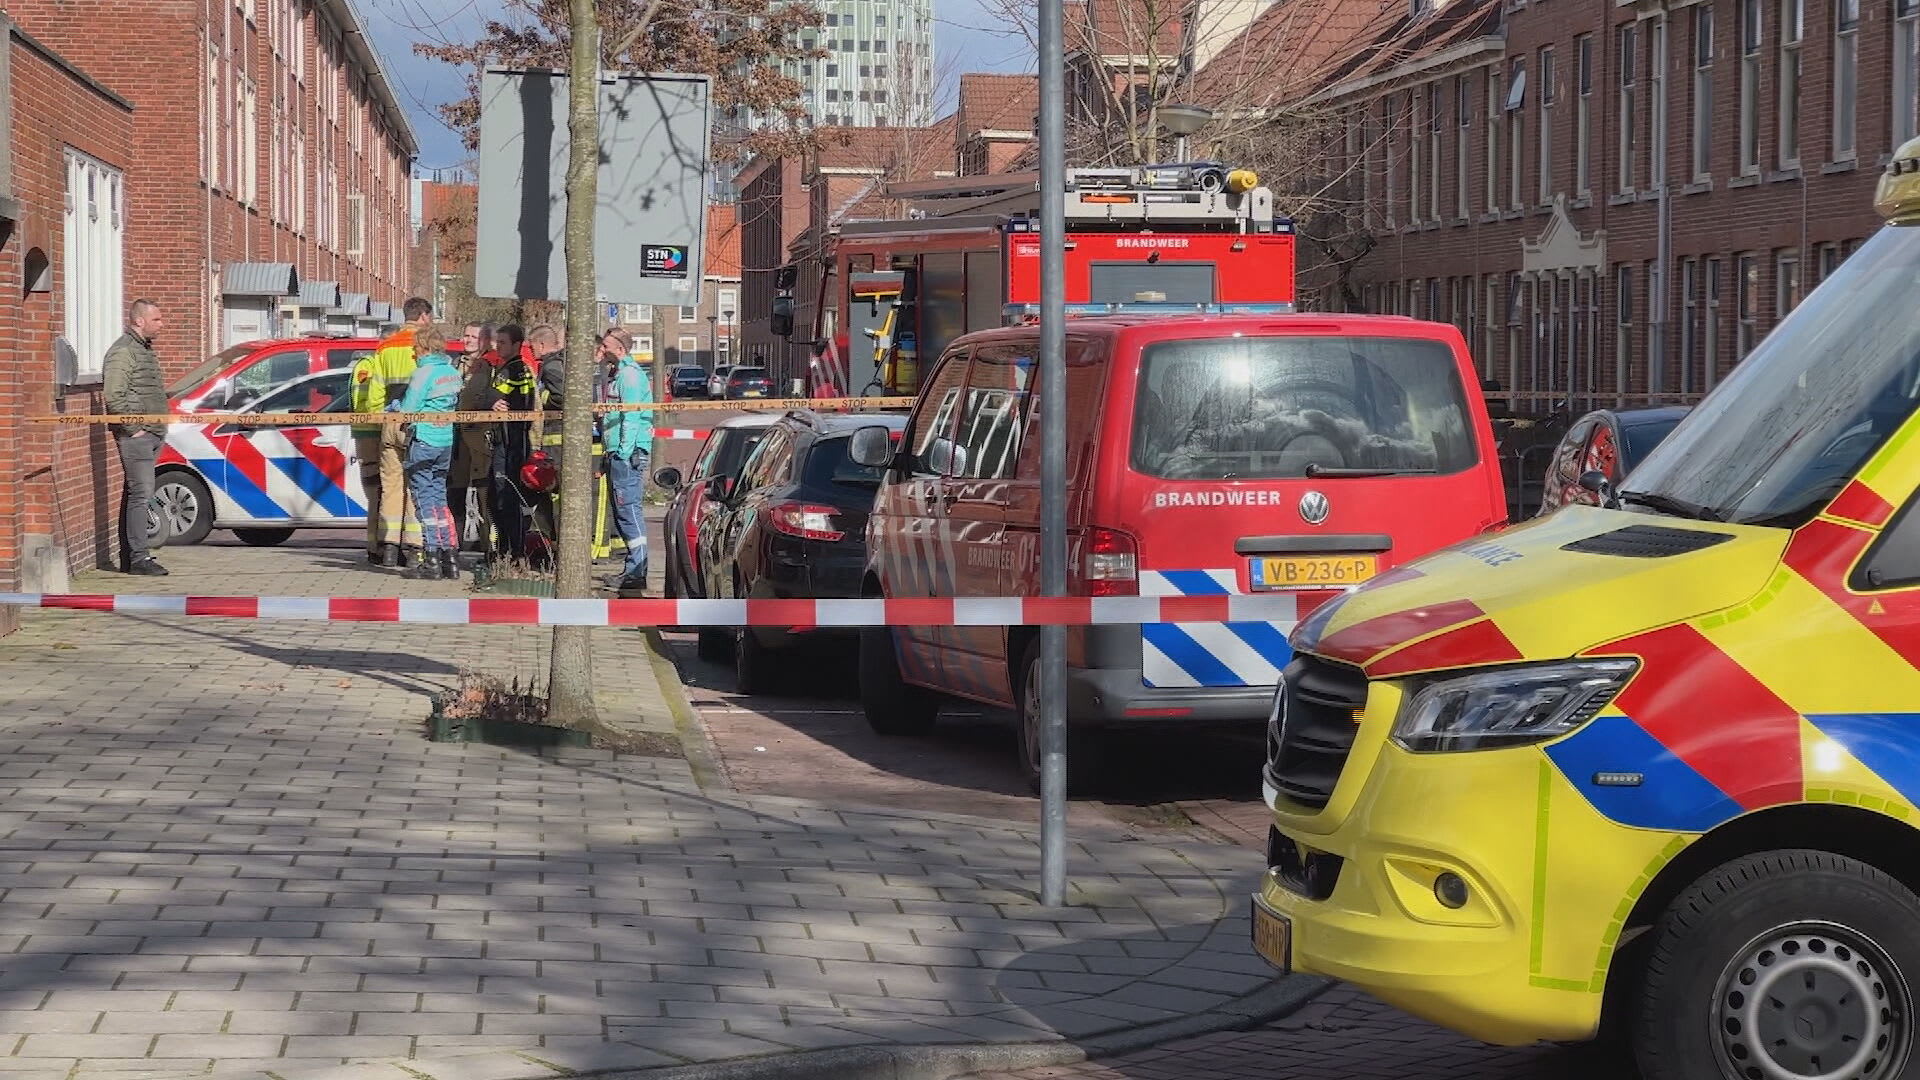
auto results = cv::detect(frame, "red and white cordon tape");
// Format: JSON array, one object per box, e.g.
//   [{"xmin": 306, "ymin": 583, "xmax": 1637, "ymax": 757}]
[
  {"xmin": 657, "ymin": 429, "xmax": 709, "ymax": 440},
  {"xmin": 0, "ymin": 592, "xmax": 1311, "ymax": 627}
]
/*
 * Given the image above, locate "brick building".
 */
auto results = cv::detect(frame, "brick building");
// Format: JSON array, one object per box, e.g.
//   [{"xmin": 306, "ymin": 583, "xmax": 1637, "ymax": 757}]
[
  {"xmin": 0, "ymin": 13, "xmax": 136, "ymax": 632},
  {"xmin": 5, "ymin": 0, "xmax": 417, "ymax": 356},
  {"xmin": 1269, "ymin": 0, "xmax": 1893, "ymax": 410},
  {"xmin": 955, "ymin": 74, "xmax": 1039, "ymax": 176},
  {"xmin": 736, "ymin": 156, "xmax": 810, "ymax": 373}
]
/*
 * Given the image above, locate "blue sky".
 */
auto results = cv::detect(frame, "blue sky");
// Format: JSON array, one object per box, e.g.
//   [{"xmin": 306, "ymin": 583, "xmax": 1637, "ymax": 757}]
[{"xmin": 359, "ymin": 0, "xmax": 1036, "ymax": 175}]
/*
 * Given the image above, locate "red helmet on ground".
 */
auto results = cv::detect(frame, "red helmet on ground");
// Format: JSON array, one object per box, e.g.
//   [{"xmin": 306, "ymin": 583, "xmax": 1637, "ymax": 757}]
[{"xmin": 519, "ymin": 451, "xmax": 558, "ymax": 493}]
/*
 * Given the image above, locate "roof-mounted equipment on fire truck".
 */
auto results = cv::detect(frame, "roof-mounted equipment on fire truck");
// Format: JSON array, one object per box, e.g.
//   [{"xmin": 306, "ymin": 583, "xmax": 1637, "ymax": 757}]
[{"xmin": 1056, "ymin": 162, "xmax": 1279, "ymax": 233}]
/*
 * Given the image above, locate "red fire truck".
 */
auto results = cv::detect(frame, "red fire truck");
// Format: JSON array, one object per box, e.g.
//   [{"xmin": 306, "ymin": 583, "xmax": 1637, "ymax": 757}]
[{"xmin": 785, "ymin": 163, "xmax": 1297, "ymax": 398}]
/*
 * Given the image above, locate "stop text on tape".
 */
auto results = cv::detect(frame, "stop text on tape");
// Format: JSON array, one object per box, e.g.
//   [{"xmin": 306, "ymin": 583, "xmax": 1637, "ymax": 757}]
[
  {"xmin": 0, "ymin": 592, "xmax": 1316, "ymax": 628},
  {"xmin": 28, "ymin": 395, "xmax": 916, "ymax": 429}
]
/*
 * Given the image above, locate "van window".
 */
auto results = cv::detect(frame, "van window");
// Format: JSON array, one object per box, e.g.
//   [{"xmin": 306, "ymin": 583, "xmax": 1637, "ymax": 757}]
[
  {"xmin": 952, "ymin": 343, "xmax": 1033, "ymax": 480},
  {"xmin": 1129, "ymin": 334, "xmax": 1477, "ymax": 480},
  {"xmin": 906, "ymin": 349, "xmax": 970, "ymax": 476},
  {"xmin": 805, "ymin": 434, "xmax": 890, "ymax": 488},
  {"xmin": 230, "ymin": 348, "xmax": 314, "ymax": 395}
]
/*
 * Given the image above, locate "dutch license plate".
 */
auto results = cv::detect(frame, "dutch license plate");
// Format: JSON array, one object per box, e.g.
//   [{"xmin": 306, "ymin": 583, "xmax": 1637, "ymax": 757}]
[
  {"xmin": 1251, "ymin": 555, "xmax": 1378, "ymax": 590},
  {"xmin": 1251, "ymin": 898, "xmax": 1293, "ymax": 972}
]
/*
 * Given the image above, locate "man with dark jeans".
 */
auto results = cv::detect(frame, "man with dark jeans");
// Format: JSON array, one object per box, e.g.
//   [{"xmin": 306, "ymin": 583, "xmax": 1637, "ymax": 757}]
[{"xmin": 103, "ymin": 299, "xmax": 170, "ymax": 576}]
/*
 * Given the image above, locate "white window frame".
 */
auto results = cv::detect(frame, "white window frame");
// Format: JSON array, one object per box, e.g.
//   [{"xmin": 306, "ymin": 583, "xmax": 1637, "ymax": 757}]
[
  {"xmin": 1618, "ymin": 23, "xmax": 1638, "ymax": 193},
  {"xmin": 1537, "ymin": 46, "xmax": 1554, "ymax": 204},
  {"xmin": 1705, "ymin": 257, "xmax": 1723, "ymax": 386},
  {"xmin": 1896, "ymin": 0, "xmax": 1920, "ymax": 147},
  {"xmin": 1776, "ymin": 249, "xmax": 1801, "ymax": 318},
  {"xmin": 1779, "ymin": 0, "xmax": 1803, "ymax": 168},
  {"xmin": 1680, "ymin": 257, "xmax": 1698, "ymax": 394},
  {"xmin": 1834, "ymin": 0, "xmax": 1859, "ymax": 160},
  {"xmin": 621, "ymin": 303, "xmax": 653, "ymax": 323},
  {"xmin": 1487, "ymin": 71, "xmax": 1501, "ymax": 214},
  {"xmin": 678, "ymin": 304, "xmax": 698, "ymax": 321},
  {"xmin": 1693, "ymin": 5, "xmax": 1715, "ymax": 180},
  {"xmin": 1615, "ymin": 264, "xmax": 1634, "ymax": 404},
  {"xmin": 242, "ymin": 76, "xmax": 258, "ymax": 206},
  {"xmin": 64, "ymin": 151, "xmax": 126, "ymax": 384},
  {"xmin": 1576, "ymin": 35, "xmax": 1593, "ymax": 197},
  {"xmin": 677, "ymin": 335, "xmax": 700, "ymax": 357},
  {"xmin": 718, "ymin": 287, "xmax": 738, "ymax": 319},
  {"xmin": 1737, "ymin": 253, "xmax": 1760, "ymax": 357},
  {"xmin": 345, "ymin": 193, "xmax": 365, "ymax": 256},
  {"xmin": 1649, "ymin": 16, "xmax": 1667, "ymax": 192},
  {"xmin": 1506, "ymin": 60, "xmax": 1525, "ymax": 209},
  {"xmin": 1741, "ymin": 0, "xmax": 1762, "ymax": 173},
  {"xmin": 1428, "ymin": 82, "xmax": 1442, "ymax": 221},
  {"xmin": 1457, "ymin": 74, "xmax": 1471, "ymax": 218}
]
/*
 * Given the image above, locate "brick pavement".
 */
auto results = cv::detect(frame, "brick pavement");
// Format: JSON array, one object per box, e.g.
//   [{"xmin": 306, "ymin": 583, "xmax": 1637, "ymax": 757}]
[
  {"xmin": 958, "ymin": 985, "xmax": 1629, "ymax": 1080},
  {"xmin": 0, "ymin": 534, "xmax": 1307, "ymax": 1080}
]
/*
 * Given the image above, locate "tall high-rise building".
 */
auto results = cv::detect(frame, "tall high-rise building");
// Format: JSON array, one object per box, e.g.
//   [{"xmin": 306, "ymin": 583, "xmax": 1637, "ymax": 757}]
[
  {"xmin": 803, "ymin": 0, "xmax": 936, "ymax": 128},
  {"xmin": 718, "ymin": 0, "xmax": 936, "ymax": 198}
]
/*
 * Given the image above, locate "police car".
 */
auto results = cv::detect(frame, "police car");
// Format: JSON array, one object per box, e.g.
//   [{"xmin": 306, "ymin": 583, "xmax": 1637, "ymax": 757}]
[{"xmin": 151, "ymin": 369, "xmax": 366, "ymax": 546}]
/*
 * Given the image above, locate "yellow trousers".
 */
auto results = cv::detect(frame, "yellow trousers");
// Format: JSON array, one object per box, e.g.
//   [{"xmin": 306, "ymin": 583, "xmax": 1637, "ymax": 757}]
[{"xmin": 356, "ymin": 430, "xmax": 421, "ymax": 551}]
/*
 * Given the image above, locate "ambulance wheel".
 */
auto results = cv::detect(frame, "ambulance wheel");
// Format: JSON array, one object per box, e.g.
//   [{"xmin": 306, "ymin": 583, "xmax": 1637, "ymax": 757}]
[
  {"xmin": 152, "ymin": 470, "xmax": 214, "ymax": 546},
  {"xmin": 734, "ymin": 627, "xmax": 782, "ymax": 696},
  {"xmin": 1634, "ymin": 849, "xmax": 1920, "ymax": 1080},
  {"xmin": 860, "ymin": 626, "xmax": 939, "ymax": 735},
  {"xmin": 234, "ymin": 528, "xmax": 294, "ymax": 547},
  {"xmin": 1016, "ymin": 641, "xmax": 1105, "ymax": 797}
]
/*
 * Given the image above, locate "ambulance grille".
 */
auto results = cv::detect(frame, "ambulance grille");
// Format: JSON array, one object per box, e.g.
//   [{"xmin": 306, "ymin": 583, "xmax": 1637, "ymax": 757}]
[
  {"xmin": 1265, "ymin": 654, "xmax": 1367, "ymax": 810},
  {"xmin": 1560, "ymin": 524, "xmax": 1734, "ymax": 558}
]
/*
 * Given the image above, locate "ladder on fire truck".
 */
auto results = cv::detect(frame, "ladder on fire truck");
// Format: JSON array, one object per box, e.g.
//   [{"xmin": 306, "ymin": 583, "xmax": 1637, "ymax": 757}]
[{"xmin": 861, "ymin": 163, "xmax": 1279, "ymax": 393}]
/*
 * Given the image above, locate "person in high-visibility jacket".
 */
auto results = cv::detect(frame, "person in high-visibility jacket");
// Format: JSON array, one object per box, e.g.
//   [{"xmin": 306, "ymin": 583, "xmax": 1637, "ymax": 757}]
[{"xmin": 352, "ymin": 296, "xmax": 432, "ymax": 566}]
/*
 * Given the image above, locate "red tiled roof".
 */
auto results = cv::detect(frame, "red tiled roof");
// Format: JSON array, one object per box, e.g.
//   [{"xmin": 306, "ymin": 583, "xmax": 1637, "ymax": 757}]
[
  {"xmin": 1071, "ymin": 0, "xmax": 1185, "ymax": 58},
  {"xmin": 957, "ymin": 74, "xmax": 1039, "ymax": 136},
  {"xmin": 1190, "ymin": 0, "xmax": 1399, "ymax": 108},
  {"xmin": 705, "ymin": 204, "xmax": 740, "ymax": 279},
  {"xmin": 419, "ymin": 181, "xmax": 474, "ymax": 226},
  {"xmin": 813, "ymin": 119, "xmax": 957, "ymax": 181}
]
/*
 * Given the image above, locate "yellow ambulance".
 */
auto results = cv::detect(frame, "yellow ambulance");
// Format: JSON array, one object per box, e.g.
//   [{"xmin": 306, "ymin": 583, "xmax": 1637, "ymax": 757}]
[{"xmin": 1253, "ymin": 138, "xmax": 1920, "ymax": 1080}]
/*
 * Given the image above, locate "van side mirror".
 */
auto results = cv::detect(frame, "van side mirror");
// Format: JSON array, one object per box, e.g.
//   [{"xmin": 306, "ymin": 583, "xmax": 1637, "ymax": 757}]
[
  {"xmin": 653, "ymin": 466, "xmax": 683, "ymax": 491},
  {"xmin": 847, "ymin": 425, "xmax": 896, "ymax": 468},
  {"xmin": 1578, "ymin": 469, "xmax": 1620, "ymax": 509}
]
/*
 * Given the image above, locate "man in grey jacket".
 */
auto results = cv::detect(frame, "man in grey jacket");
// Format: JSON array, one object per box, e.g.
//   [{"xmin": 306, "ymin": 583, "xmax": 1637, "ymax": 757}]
[{"xmin": 103, "ymin": 299, "xmax": 170, "ymax": 576}]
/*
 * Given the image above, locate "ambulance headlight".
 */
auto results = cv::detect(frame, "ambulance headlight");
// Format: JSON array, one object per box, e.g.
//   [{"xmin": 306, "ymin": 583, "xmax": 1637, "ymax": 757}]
[{"xmin": 1391, "ymin": 660, "xmax": 1637, "ymax": 752}]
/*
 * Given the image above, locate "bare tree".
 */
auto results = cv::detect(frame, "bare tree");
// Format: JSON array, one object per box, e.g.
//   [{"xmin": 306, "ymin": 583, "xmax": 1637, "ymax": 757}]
[
  {"xmin": 545, "ymin": 0, "xmax": 605, "ymax": 730},
  {"xmin": 417, "ymin": 0, "xmax": 826, "ymax": 165}
]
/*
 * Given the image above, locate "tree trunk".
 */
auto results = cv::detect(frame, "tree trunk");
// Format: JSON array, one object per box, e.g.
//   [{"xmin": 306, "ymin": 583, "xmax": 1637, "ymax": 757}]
[{"xmin": 547, "ymin": 0, "xmax": 601, "ymax": 729}]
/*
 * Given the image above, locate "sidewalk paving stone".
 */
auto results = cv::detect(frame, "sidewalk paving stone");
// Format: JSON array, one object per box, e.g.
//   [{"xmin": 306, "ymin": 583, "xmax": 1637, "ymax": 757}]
[{"xmin": 0, "ymin": 540, "xmax": 1313, "ymax": 1080}]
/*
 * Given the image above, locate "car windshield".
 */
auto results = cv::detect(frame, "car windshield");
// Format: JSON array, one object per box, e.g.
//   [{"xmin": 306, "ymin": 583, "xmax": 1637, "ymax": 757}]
[
  {"xmin": 1131, "ymin": 334, "xmax": 1477, "ymax": 479},
  {"xmin": 166, "ymin": 344, "xmax": 257, "ymax": 397},
  {"xmin": 1625, "ymin": 224, "xmax": 1920, "ymax": 526},
  {"xmin": 249, "ymin": 372, "xmax": 352, "ymax": 414}
]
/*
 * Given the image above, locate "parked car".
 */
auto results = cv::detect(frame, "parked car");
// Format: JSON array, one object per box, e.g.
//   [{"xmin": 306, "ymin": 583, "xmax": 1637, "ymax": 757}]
[
  {"xmin": 695, "ymin": 410, "xmax": 908, "ymax": 693},
  {"xmin": 669, "ymin": 364, "xmax": 709, "ymax": 399},
  {"xmin": 848, "ymin": 313, "xmax": 1509, "ymax": 794},
  {"xmin": 725, "ymin": 367, "xmax": 773, "ymax": 400},
  {"xmin": 1535, "ymin": 406, "xmax": 1691, "ymax": 515},
  {"xmin": 652, "ymin": 413, "xmax": 779, "ymax": 648},
  {"xmin": 706, "ymin": 365, "xmax": 735, "ymax": 399},
  {"xmin": 168, "ymin": 333, "xmax": 464, "ymax": 413},
  {"xmin": 152, "ymin": 369, "xmax": 361, "ymax": 547}
]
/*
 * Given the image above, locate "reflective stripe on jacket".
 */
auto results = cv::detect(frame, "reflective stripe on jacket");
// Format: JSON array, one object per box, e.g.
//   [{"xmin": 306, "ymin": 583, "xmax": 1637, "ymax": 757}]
[{"xmin": 352, "ymin": 326, "xmax": 420, "ymax": 434}]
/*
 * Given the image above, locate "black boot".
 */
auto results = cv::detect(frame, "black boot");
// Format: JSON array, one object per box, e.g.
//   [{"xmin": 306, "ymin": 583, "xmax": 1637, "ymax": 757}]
[
  {"xmin": 380, "ymin": 543, "xmax": 402, "ymax": 568},
  {"xmin": 439, "ymin": 550, "xmax": 458, "ymax": 580},
  {"xmin": 404, "ymin": 550, "xmax": 441, "ymax": 580}
]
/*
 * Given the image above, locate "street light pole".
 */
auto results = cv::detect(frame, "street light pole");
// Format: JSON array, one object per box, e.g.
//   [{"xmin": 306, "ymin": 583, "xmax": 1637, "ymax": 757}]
[{"xmin": 1037, "ymin": 0, "xmax": 1069, "ymax": 908}]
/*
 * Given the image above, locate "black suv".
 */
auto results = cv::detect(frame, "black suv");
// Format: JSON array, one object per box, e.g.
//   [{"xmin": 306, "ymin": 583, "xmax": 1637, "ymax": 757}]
[
  {"xmin": 696, "ymin": 410, "xmax": 907, "ymax": 693},
  {"xmin": 724, "ymin": 366, "xmax": 773, "ymax": 399},
  {"xmin": 669, "ymin": 364, "xmax": 709, "ymax": 399}
]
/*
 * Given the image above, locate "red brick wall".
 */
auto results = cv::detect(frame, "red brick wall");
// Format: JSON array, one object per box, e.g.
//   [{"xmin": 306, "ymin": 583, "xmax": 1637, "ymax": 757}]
[
  {"xmin": 1302, "ymin": 0, "xmax": 1889, "ymax": 412},
  {"xmin": 0, "ymin": 28, "xmax": 137, "ymax": 632},
  {"xmin": 6, "ymin": 0, "xmax": 414, "ymax": 362}
]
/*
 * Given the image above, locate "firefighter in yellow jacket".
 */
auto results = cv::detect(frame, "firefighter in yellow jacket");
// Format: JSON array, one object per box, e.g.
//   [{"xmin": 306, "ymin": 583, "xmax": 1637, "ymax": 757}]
[{"xmin": 352, "ymin": 296, "xmax": 431, "ymax": 566}]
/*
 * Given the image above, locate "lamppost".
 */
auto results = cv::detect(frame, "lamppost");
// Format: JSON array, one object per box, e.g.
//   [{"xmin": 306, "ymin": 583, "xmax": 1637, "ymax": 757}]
[
  {"xmin": 1159, "ymin": 103, "xmax": 1213, "ymax": 163},
  {"xmin": 707, "ymin": 314, "xmax": 718, "ymax": 369}
]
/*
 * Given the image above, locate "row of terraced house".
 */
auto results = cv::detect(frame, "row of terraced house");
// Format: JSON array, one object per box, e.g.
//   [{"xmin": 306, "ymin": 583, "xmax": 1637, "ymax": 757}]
[{"xmin": 0, "ymin": 0, "xmax": 417, "ymax": 630}]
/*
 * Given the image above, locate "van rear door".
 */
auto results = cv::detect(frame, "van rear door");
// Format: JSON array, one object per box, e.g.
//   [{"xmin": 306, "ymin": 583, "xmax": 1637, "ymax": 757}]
[{"xmin": 1114, "ymin": 324, "xmax": 1500, "ymax": 690}]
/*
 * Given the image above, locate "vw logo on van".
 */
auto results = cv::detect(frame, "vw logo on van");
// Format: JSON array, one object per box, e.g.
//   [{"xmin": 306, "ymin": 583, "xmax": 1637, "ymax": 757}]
[{"xmin": 1299, "ymin": 490, "xmax": 1330, "ymax": 525}]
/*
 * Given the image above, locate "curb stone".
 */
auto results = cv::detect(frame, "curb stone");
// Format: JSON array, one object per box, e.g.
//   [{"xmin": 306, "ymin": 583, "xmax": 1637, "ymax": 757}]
[{"xmin": 641, "ymin": 625, "xmax": 732, "ymax": 792}]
